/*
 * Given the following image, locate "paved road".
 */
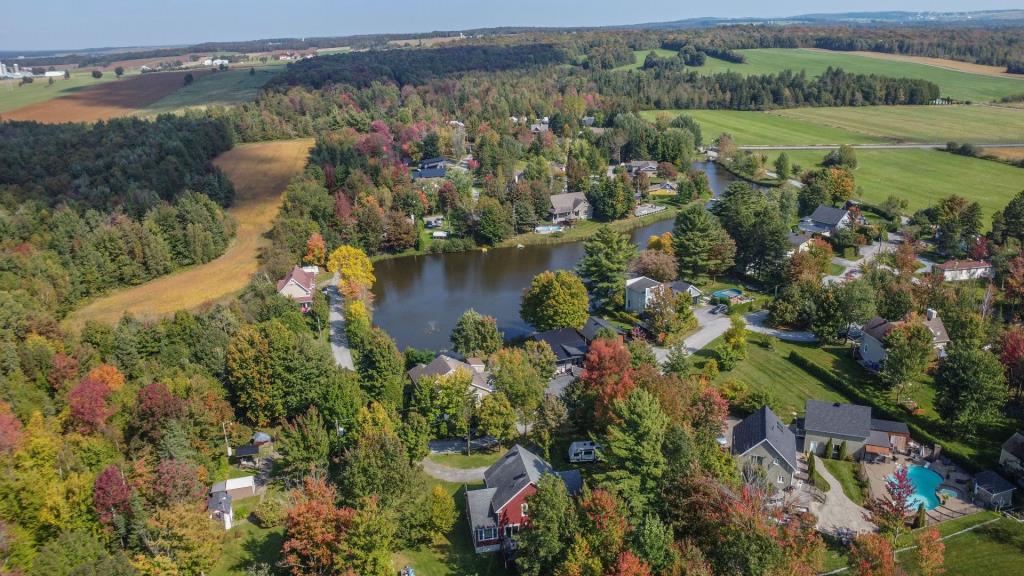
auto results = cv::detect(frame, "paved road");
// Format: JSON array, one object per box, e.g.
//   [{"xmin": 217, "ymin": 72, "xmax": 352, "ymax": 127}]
[
  {"xmin": 325, "ymin": 274, "xmax": 354, "ymax": 370},
  {"xmin": 810, "ymin": 455, "xmax": 875, "ymax": 535},
  {"xmin": 739, "ymin": 143, "xmax": 1024, "ymax": 151}
]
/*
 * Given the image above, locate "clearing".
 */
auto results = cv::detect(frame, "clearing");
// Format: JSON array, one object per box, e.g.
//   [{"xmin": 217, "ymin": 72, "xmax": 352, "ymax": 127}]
[
  {"xmin": 693, "ymin": 48, "xmax": 1024, "ymax": 103},
  {"xmin": 644, "ymin": 105, "xmax": 1024, "ymax": 146},
  {"xmin": 1, "ymin": 70, "xmax": 205, "ymax": 123},
  {"xmin": 138, "ymin": 66, "xmax": 281, "ymax": 116},
  {"xmin": 762, "ymin": 148, "xmax": 1024, "ymax": 223},
  {"xmin": 64, "ymin": 139, "xmax": 313, "ymax": 330},
  {"xmin": 817, "ymin": 49, "xmax": 1023, "ymax": 79},
  {"xmin": 614, "ymin": 49, "xmax": 678, "ymax": 71},
  {"xmin": 0, "ymin": 71, "xmax": 125, "ymax": 115}
]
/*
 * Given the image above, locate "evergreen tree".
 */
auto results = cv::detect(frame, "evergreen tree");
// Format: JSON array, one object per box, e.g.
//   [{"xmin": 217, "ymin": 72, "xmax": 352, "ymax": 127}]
[{"xmin": 578, "ymin": 226, "xmax": 636, "ymax": 311}]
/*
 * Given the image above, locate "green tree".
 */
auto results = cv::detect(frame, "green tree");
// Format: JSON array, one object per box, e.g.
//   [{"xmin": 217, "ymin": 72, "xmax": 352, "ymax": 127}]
[
  {"xmin": 644, "ymin": 287, "xmax": 696, "ymax": 345},
  {"xmin": 578, "ymin": 226, "xmax": 636, "ymax": 311},
  {"xmin": 29, "ymin": 530, "xmax": 135, "ymax": 576},
  {"xmin": 514, "ymin": 475, "xmax": 579, "ymax": 576},
  {"xmin": 521, "ymin": 270, "xmax": 590, "ymax": 330},
  {"xmin": 356, "ymin": 328, "xmax": 405, "ymax": 409},
  {"xmin": 475, "ymin": 197, "xmax": 513, "ymax": 246},
  {"xmin": 811, "ymin": 285, "xmax": 847, "ymax": 345},
  {"xmin": 411, "ymin": 370, "xmax": 473, "ymax": 438},
  {"xmin": 524, "ymin": 340, "xmax": 557, "ymax": 381},
  {"xmin": 712, "ymin": 182, "xmax": 789, "ymax": 281},
  {"xmin": 934, "ymin": 344, "xmax": 1007, "ymax": 439},
  {"xmin": 424, "ymin": 486, "xmax": 457, "ymax": 540},
  {"xmin": 672, "ymin": 204, "xmax": 725, "ymax": 279},
  {"xmin": 399, "ymin": 412, "xmax": 431, "ymax": 463},
  {"xmin": 718, "ymin": 315, "xmax": 747, "ymax": 370},
  {"xmin": 476, "ymin": 392, "xmax": 518, "ymax": 446},
  {"xmin": 663, "ymin": 343, "xmax": 691, "ymax": 376},
  {"xmin": 277, "ymin": 406, "xmax": 331, "ymax": 480},
  {"xmin": 340, "ymin": 497, "xmax": 397, "ymax": 576},
  {"xmin": 588, "ymin": 176, "xmax": 633, "ymax": 221},
  {"xmin": 598, "ymin": 388, "xmax": 669, "ymax": 514},
  {"xmin": 450, "ymin": 309, "xmax": 504, "ymax": 357},
  {"xmin": 774, "ymin": 152, "xmax": 791, "ymax": 180},
  {"xmin": 935, "ymin": 195, "xmax": 982, "ymax": 257},
  {"xmin": 879, "ymin": 318, "xmax": 934, "ymax": 404},
  {"xmin": 489, "ymin": 348, "xmax": 545, "ymax": 421},
  {"xmin": 533, "ymin": 395, "xmax": 568, "ymax": 460}
]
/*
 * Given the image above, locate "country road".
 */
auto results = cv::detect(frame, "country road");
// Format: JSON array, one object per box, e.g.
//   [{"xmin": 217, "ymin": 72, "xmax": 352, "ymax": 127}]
[
  {"xmin": 738, "ymin": 142, "xmax": 1024, "ymax": 151},
  {"xmin": 326, "ymin": 274, "xmax": 355, "ymax": 370}
]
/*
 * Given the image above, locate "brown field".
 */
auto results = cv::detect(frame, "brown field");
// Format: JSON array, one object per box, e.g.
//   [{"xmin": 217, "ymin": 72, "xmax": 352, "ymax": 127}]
[
  {"xmin": 2, "ymin": 70, "xmax": 206, "ymax": 123},
  {"xmin": 64, "ymin": 138, "xmax": 314, "ymax": 330},
  {"xmin": 807, "ymin": 48, "xmax": 1023, "ymax": 79},
  {"xmin": 984, "ymin": 147, "xmax": 1024, "ymax": 161}
]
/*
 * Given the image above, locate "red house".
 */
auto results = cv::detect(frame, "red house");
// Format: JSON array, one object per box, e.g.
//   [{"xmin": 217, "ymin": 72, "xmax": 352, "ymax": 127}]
[{"xmin": 466, "ymin": 444, "xmax": 582, "ymax": 553}]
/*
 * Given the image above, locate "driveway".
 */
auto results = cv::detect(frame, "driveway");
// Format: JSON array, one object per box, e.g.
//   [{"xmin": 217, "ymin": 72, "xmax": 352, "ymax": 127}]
[
  {"xmin": 325, "ymin": 274, "xmax": 355, "ymax": 370},
  {"xmin": 421, "ymin": 457, "xmax": 487, "ymax": 483},
  {"xmin": 653, "ymin": 305, "xmax": 731, "ymax": 363},
  {"xmin": 744, "ymin": 310, "xmax": 817, "ymax": 343},
  {"xmin": 810, "ymin": 455, "xmax": 875, "ymax": 535}
]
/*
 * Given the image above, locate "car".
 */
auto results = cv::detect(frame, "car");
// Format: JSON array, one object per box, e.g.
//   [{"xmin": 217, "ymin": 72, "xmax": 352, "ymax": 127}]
[{"xmin": 711, "ymin": 304, "xmax": 728, "ymax": 314}]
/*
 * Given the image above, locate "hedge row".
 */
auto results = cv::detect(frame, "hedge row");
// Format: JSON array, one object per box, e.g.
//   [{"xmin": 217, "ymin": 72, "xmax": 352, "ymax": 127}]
[{"xmin": 786, "ymin": 351, "xmax": 983, "ymax": 473}]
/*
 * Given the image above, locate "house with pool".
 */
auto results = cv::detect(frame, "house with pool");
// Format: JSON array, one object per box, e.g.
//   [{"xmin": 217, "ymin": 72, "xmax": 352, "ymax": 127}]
[{"xmin": 799, "ymin": 400, "xmax": 910, "ymax": 461}]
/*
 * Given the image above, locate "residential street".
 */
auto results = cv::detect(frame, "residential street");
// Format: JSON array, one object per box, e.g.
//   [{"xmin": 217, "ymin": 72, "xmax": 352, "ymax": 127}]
[{"xmin": 325, "ymin": 274, "xmax": 355, "ymax": 370}]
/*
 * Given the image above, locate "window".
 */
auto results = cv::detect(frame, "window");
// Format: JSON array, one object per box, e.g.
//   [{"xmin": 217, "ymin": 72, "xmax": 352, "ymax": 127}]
[
  {"xmin": 521, "ymin": 502, "xmax": 529, "ymax": 517},
  {"xmin": 504, "ymin": 524, "xmax": 520, "ymax": 537},
  {"xmin": 778, "ymin": 475, "xmax": 785, "ymax": 484},
  {"xmin": 476, "ymin": 527, "xmax": 497, "ymax": 542},
  {"xmin": 772, "ymin": 458, "xmax": 779, "ymax": 466}
]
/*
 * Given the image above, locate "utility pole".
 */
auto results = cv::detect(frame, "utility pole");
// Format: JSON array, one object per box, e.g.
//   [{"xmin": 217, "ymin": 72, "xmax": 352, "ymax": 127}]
[{"xmin": 222, "ymin": 421, "xmax": 232, "ymax": 457}]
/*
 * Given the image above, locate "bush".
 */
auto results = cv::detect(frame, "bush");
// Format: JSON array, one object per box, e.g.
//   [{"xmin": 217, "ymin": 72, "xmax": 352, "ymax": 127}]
[
  {"xmin": 842, "ymin": 247, "xmax": 857, "ymax": 259},
  {"xmin": 427, "ymin": 237, "xmax": 476, "ymax": 253},
  {"xmin": 252, "ymin": 496, "xmax": 285, "ymax": 528}
]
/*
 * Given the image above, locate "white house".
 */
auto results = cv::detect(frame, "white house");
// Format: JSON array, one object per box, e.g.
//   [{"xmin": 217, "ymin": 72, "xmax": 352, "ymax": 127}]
[
  {"xmin": 276, "ymin": 266, "xmax": 317, "ymax": 312},
  {"xmin": 549, "ymin": 192, "xmax": 591, "ymax": 223},
  {"xmin": 798, "ymin": 205, "xmax": 853, "ymax": 237},
  {"xmin": 624, "ymin": 276, "xmax": 663, "ymax": 314},
  {"xmin": 933, "ymin": 260, "xmax": 994, "ymax": 282},
  {"xmin": 207, "ymin": 476, "xmax": 256, "ymax": 530},
  {"xmin": 859, "ymin": 309, "xmax": 950, "ymax": 371}
]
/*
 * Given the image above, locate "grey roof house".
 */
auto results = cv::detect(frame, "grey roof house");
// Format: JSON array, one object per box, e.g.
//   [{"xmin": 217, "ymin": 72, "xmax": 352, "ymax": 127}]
[
  {"xmin": 798, "ymin": 205, "xmax": 853, "ymax": 236},
  {"xmin": 859, "ymin": 309, "xmax": 950, "ymax": 371},
  {"xmin": 532, "ymin": 328, "xmax": 589, "ymax": 373},
  {"xmin": 732, "ymin": 407, "xmax": 799, "ymax": 490},
  {"xmin": 549, "ymin": 192, "xmax": 591, "ymax": 223},
  {"xmin": 407, "ymin": 353, "xmax": 493, "ymax": 400},
  {"xmin": 466, "ymin": 445, "xmax": 582, "ymax": 553},
  {"xmin": 801, "ymin": 400, "xmax": 911, "ymax": 460}
]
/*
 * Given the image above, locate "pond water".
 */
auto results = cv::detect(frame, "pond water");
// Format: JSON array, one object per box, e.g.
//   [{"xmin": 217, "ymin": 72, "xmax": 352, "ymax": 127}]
[{"xmin": 370, "ymin": 162, "xmax": 741, "ymax": 350}]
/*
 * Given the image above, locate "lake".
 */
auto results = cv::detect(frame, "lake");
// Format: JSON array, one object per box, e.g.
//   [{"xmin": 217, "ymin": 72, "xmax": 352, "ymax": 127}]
[{"xmin": 371, "ymin": 162, "xmax": 741, "ymax": 350}]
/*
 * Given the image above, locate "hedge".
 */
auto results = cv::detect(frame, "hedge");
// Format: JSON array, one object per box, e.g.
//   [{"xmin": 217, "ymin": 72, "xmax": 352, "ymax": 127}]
[{"xmin": 786, "ymin": 351, "xmax": 984, "ymax": 473}]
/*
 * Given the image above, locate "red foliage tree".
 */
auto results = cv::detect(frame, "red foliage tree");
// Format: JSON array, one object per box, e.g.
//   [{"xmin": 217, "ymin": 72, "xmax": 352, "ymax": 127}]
[
  {"xmin": 580, "ymin": 489, "xmax": 628, "ymax": 565},
  {"xmin": 968, "ymin": 236, "xmax": 990, "ymax": 260},
  {"xmin": 848, "ymin": 533, "xmax": 901, "ymax": 576},
  {"xmin": 135, "ymin": 382, "xmax": 186, "ymax": 440},
  {"xmin": 581, "ymin": 338, "xmax": 635, "ymax": 425},
  {"xmin": 688, "ymin": 386, "xmax": 729, "ymax": 439},
  {"xmin": 334, "ymin": 190, "xmax": 353, "ymax": 223},
  {"xmin": 150, "ymin": 459, "xmax": 206, "ymax": 507},
  {"xmin": 85, "ymin": 363, "xmax": 125, "ymax": 392},
  {"xmin": 93, "ymin": 465, "xmax": 132, "ymax": 528},
  {"xmin": 913, "ymin": 528, "xmax": 945, "ymax": 576},
  {"xmin": 47, "ymin": 353, "xmax": 79, "ymax": 392},
  {"xmin": 1000, "ymin": 326, "xmax": 1024, "ymax": 397},
  {"xmin": 609, "ymin": 551, "xmax": 652, "ymax": 576},
  {"xmin": 0, "ymin": 402, "xmax": 23, "ymax": 454},
  {"xmin": 868, "ymin": 465, "xmax": 915, "ymax": 543},
  {"xmin": 304, "ymin": 233, "xmax": 327, "ymax": 267},
  {"xmin": 281, "ymin": 476, "xmax": 356, "ymax": 576},
  {"xmin": 68, "ymin": 376, "xmax": 114, "ymax": 433}
]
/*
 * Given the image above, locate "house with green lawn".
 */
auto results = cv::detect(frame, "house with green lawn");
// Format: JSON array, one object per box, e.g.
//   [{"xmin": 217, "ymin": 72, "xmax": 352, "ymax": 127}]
[{"xmin": 799, "ymin": 400, "xmax": 910, "ymax": 461}]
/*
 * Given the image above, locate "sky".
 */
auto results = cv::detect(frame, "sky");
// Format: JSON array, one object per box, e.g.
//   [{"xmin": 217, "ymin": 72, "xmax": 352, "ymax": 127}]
[{"xmin": 1, "ymin": 0, "xmax": 1021, "ymax": 52}]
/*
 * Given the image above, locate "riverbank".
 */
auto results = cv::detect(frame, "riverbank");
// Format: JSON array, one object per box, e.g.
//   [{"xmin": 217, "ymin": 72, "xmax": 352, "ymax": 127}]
[{"xmin": 498, "ymin": 204, "xmax": 681, "ymax": 249}]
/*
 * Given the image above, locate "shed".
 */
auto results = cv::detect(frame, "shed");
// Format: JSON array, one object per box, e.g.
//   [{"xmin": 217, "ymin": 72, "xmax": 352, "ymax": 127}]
[
  {"xmin": 974, "ymin": 470, "xmax": 1015, "ymax": 509},
  {"xmin": 210, "ymin": 476, "xmax": 257, "ymax": 501}
]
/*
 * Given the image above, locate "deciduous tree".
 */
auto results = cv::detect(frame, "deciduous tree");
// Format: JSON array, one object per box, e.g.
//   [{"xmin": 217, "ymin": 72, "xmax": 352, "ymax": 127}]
[
  {"xmin": 581, "ymin": 338, "xmax": 635, "ymax": 425},
  {"xmin": 450, "ymin": 309, "xmax": 504, "ymax": 357},
  {"xmin": 476, "ymin": 392, "xmax": 518, "ymax": 446},
  {"xmin": 880, "ymin": 317, "xmax": 934, "ymax": 404},
  {"xmin": 327, "ymin": 245, "xmax": 375, "ymax": 289},
  {"xmin": 934, "ymin": 344, "xmax": 1007, "ymax": 438},
  {"xmin": 520, "ymin": 271, "xmax": 590, "ymax": 331}
]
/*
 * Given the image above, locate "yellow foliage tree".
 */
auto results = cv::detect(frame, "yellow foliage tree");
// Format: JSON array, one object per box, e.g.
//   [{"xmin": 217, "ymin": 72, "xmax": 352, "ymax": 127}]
[{"xmin": 327, "ymin": 245, "xmax": 375, "ymax": 289}]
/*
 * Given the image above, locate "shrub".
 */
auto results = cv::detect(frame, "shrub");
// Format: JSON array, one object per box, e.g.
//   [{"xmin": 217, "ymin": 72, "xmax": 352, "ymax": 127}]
[{"xmin": 252, "ymin": 496, "xmax": 285, "ymax": 528}]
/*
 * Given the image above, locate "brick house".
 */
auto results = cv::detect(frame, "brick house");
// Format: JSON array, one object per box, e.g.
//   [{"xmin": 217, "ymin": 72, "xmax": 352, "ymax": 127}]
[{"xmin": 466, "ymin": 445, "xmax": 582, "ymax": 553}]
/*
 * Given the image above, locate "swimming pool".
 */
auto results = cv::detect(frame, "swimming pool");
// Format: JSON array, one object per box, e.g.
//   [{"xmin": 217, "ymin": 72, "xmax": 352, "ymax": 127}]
[
  {"xmin": 712, "ymin": 288, "xmax": 742, "ymax": 299},
  {"xmin": 534, "ymin": 225, "xmax": 564, "ymax": 234},
  {"xmin": 890, "ymin": 465, "xmax": 945, "ymax": 510}
]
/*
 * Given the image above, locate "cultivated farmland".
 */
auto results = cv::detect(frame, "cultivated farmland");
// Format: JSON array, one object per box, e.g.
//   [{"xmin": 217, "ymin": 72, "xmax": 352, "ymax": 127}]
[
  {"xmin": 0, "ymin": 71, "xmax": 123, "ymax": 114},
  {"xmin": 64, "ymin": 139, "xmax": 314, "ymax": 329},
  {"xmin": 763, "ymin": 148, "xmax": 1024, "ymax": 223},
  {"xmin": 693, "ymin": 48, "xmax": 1024, "ymax": 102},
  {"xmin": 138, "ymin": 66, "xmax": 281, "ymax": 116},
  {"xmin": 1, "ymin": 70, "xmax": 205, "ymax": 123}
]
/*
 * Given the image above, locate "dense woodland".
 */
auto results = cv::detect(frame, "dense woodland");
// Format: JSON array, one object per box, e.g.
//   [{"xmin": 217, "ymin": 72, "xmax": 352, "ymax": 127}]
[{"xmin": 0, "ymin": 116, "xmax": 236, "ymax": 313}]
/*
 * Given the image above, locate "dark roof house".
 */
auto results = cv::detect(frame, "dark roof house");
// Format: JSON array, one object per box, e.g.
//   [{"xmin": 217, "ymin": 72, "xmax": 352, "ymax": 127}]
[
  {"xmin": 804, "ymin": 400, "xmax": 872, "ymax": 439},
  {"xmin": 578, "ymin": 316, "xmax": 622, "ymax": 343},
  {"xmin": 798, "ymin": 205, "xmax": 852, "ymax": 236},
  {"xmin": 532, "ymin": 327, "xmax": 589, "ymax": 369},
  {"xmin": 732, "ymin": 406, "xmax": 798, "ymax": 471},
  {"xmin": 407, "ymin": 353, "xmax": 493, "ymax": 399}
]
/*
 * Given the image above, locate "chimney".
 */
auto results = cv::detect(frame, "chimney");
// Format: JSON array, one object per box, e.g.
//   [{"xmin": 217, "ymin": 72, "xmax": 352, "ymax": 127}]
[{"xmin": 926, "ymin": 308, "xmax": 937, "ymax": 321}]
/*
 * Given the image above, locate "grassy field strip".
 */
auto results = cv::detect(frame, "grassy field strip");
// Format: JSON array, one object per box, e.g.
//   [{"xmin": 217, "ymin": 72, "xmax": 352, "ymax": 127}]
[
  {"xmin": 772, "ymin": 105, "xmax": 1024, "ymax": 144},
  {"xmin": 640, "ymin": 109, "xmax": 885, "ymax": 146},
  {"xmin": 760, "ymin": 148, "xmax": 1023, "ymax": 225},
  {"xmin": 695, "ymin": 49, "xmax": 1024, "ymax": 102},
  {"xmin": 613, "ymin": 49, "xmax": 677, "ymax": 71},
  {"xmin": 814, "ymin": 49, "xmax": 1022, "ymax": 79},
  {"xmin": 138, "ymin": 64, "xmax": 282, "ymax": 116},
  {"xmin": 0, "ymin": 71, "xmax": 130, "ymax": 114},
  {"xmin": 64, "ymin": 139, "xmax": 313, "ymax": 330}
]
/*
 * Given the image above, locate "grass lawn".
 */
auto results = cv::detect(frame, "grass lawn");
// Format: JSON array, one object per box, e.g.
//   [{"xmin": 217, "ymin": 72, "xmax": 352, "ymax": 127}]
[
  {"xmin": 498, "ymin": 205, "xmax": 679, "ymax": 248},
  {"xmin": 394, "ymin": 481, "xmax": 509, "ymax": 576},
  {"xmin": 910, "ymin": 517, "xmax": 1024, "ymax": 575},
  {"xmin": 139, "ymin": 65, "xmax": 281, "ymax": 115},
  {"xmin": 762, "ymin": 149, "xmax": 1024, "ymax": 226},
  {"xmin": 693, "ymin": 49, "xmax": 1024, "ymax": 102},
  {"xmin": 640, "ymin": 109, "xmax": 884, "ymax": 146},
  {"xmin": 0, "ymin": 71, "xmax": 128, "ymax": 114},
  {"xmin": 821, "ymin": 459, "xmax": 867, "ymax": 505},
  {"xmin": 428, "ymin": 451, "xmax": 504, "ymax": 469},
  {"xmin": 704, "ymin": 336, "xmax": 852, "ymax": 420},
  {"xmin": 210, "ymin": 508, "xmax": 285, "ymax": 576}
]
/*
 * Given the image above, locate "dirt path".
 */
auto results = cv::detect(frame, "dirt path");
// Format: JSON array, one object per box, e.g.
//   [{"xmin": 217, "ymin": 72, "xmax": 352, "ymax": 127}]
[
  {"xmin": 65, "ymin": 139, "xmax": 313, "ymax": 329},
  {"xmin": 421, "ymin": 457, "xmax": 488, "ymax": 483}
]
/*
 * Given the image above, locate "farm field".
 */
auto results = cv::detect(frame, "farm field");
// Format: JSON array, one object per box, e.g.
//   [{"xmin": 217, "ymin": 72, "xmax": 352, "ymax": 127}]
[
  {"xmin": 762, "ymin": 148, "xmax": 1024, "ymax": 223},
  {"xmin": 773, "ymin": 105, "xmax": 1024, "ymax": 144},
  {"xmin": 639, "ymin": 109, "xmax": 884, "ymax": 146},
  {"xmin": 828, "ymin": 49, "xmax": 1022, "ymax": 78},
  {"xmin": 64, "ymin": 138, "xmax": 313, "ymax": 330},
  {"xmin": 1, "ymin": 70, "xmax": 205, "ymax": 123},
  {"xmin": 984, "ymin": 146, "xmax": 1024, "ymax": 161},
  {"xmin": 0, "ymin": 71, "xmax": 125, "ymax": 114},
  {"xmin": 693, "ymin": 49, "xmax": 1024, "ymax": 102},
  {"xmin": 614, "ymin": 49, "xmax": 677, "ymax": 71},
  {"xmin": 138, "ymin": 65, "xmax": 280, "ymax": 116}
]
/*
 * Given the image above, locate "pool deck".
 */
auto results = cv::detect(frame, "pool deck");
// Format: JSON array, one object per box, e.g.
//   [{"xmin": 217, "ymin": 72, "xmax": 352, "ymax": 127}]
[{"xmin": 863, "ymin": 454, "xmax": 983, "ymax": 526}]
